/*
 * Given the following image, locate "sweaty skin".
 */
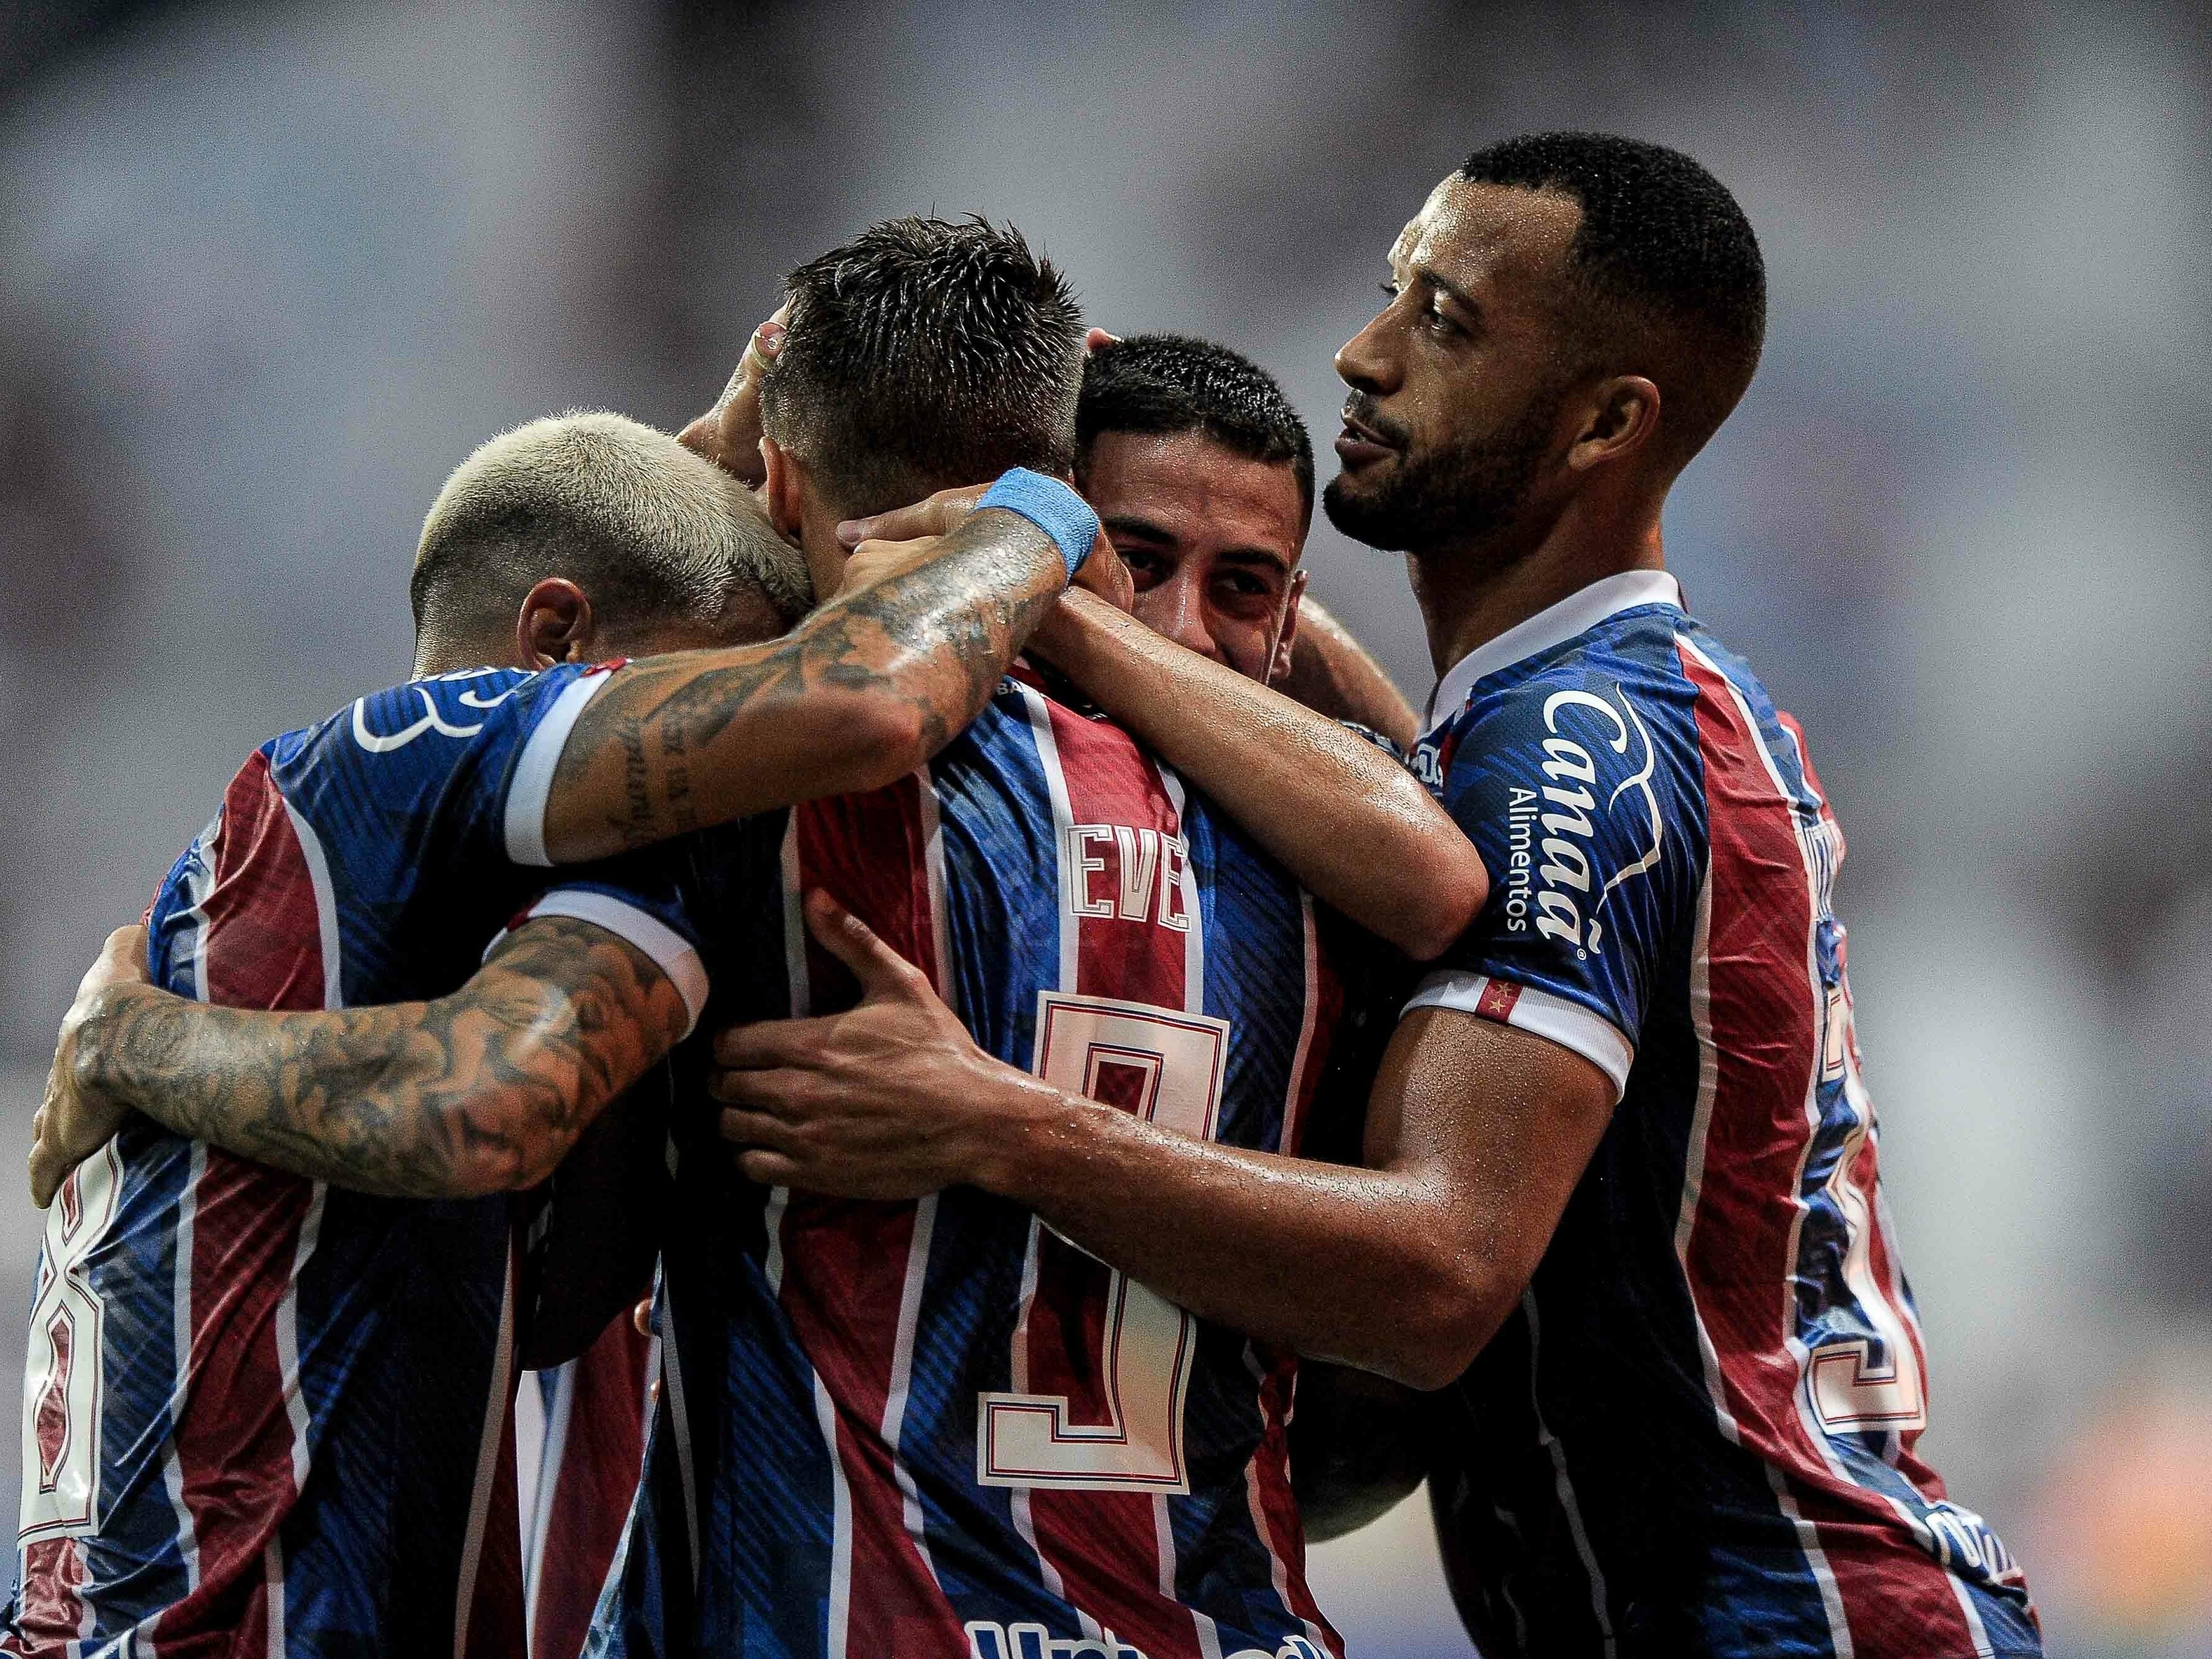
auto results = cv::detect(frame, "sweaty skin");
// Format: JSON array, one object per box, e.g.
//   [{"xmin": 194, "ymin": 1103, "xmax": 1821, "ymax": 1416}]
[
  {"xmin": 711, "ymin": 892, "xmax": 1612, "ymax": 1391},
  {"xmin": 833, "ymin": 485, "xmax": 1485, "ymax": 958},
  {"xmin": 31, "ymin": 461, "xmax": 1106, "ymax": 1205},
  {"xmin": 710, "ymin": 182, "xmax": 1690, "ymax": 1394},
  {"xmin": 543, "ymin": 506, "xmax": 1079, "ymax": 864}
]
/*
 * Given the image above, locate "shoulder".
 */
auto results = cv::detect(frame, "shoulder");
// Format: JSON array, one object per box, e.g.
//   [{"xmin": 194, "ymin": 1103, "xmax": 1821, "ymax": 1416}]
[
  {"xmin": 333, "ymin": 664, "xmax": 593, "ymax": 759},
  {"xmin": 1422, "ymin": 615, "xmax": 1702, "ymax": 811}
]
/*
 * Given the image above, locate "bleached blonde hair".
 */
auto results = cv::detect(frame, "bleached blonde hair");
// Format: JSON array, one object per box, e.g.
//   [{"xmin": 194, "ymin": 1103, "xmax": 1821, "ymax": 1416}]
[{"xmin": 411, "ymin": 410, "xmax": 812, "ymax": 646}]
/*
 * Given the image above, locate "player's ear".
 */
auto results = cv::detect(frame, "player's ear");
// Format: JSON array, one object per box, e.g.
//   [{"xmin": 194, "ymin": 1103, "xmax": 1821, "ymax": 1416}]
[
  {"xmin": 1564, "ymin": 375, "xmax": 1660, "ymax": 474},
  {"xmin": 759, "ymin": 435, "xmax": 806, "ymax": 545},
  {"xmin": 1268, "ymin": 570, "xmax": 1308, "ymax": 687},
  {"xmin": 516, "ymin": 578, "xmax": 596, "ymax": 669}
]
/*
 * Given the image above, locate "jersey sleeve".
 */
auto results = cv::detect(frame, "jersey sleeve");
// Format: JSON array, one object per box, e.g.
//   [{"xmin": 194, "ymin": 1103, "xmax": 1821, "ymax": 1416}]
[
  {"xmin": 1406, "ymin": 667, "xmax": 1690, "ymax": 1098},
  {"xmin": 490, "ymin": 847, "xmax": 713, "ymax": 1038},
  {"xmin": 319, "ymin": 661, "xmax": 617, "ymax": 872}
]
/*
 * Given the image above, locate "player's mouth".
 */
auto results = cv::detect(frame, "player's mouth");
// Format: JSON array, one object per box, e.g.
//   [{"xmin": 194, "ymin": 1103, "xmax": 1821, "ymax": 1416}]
[{"xmin": 1334, "ymin": 404, "xmax": 1402, "ymax": 470}]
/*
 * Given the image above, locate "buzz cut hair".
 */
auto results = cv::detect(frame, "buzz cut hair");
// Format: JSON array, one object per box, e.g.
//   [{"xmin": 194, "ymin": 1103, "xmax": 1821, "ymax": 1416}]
[
  {"xmin": 1075, "ymin": 334, "xmax": 1315, "ymax": 530},
  {"xmin": 411, "ymin": 411, "xmax": 812, "ymax": 650},
  {"xmin": 759, "ymin": 216, "xmax": 1086, "ymax": 519},
  {"xmin": 1459, "ymin": 132, "xmax": 1767, "ymax": 465}
]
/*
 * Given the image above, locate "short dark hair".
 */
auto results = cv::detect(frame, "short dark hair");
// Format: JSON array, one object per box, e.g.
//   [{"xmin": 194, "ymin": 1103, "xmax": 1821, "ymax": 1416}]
[
  {"xmin": 1075, "ymin": 334, "xmax": 1315, "ymax": 528},
  {"xmin": 760, "ymin": 216, "xmax": 1085, "ymax": 518},
  {"xmin": 1459, "ymin": 132, "xmax": 1766, "ymax": 463}
]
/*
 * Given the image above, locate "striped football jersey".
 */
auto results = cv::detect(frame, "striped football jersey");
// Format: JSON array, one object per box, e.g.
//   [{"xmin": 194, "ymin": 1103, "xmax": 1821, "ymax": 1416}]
[
  {"xmin": 6, "ymin": 663, "xmax": 706, "ymax": 1659},
  {"xmin": 1407, "ymin": 570, "xmax": 2041, "ymax": 1658},
  {"xmin": 588, "ymin": 673, "xmax": 1359, "ymax": 1659}
]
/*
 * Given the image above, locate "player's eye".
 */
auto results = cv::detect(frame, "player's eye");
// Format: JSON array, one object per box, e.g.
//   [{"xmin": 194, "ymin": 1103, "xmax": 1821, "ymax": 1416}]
[{"xmin": 1115, "ymin": 547, "xmax": 1166, "ymax": 590}]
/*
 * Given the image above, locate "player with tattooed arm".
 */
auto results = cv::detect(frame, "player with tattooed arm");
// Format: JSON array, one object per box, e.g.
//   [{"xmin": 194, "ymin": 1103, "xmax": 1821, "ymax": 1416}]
[
  {"xmin": 6, "ymin": 401, "xmax": 1098, "ymax": 1657},
  {"xmin": 39, "ymin": 222, "xmax": 1488, "ymax": 1659}
]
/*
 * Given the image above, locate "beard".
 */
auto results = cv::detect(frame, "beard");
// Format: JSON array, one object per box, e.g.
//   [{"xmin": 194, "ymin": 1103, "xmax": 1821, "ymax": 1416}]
[{"xmin": 1322, "ymin": 389, "xmax": 1561, "ymax": 553}]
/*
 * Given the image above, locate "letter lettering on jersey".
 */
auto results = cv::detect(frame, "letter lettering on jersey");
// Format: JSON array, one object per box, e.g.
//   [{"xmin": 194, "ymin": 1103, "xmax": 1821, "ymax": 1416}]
[
  {"xmin": 1157, "ymin": 834, "xmax": 1192, "ymax": 933},
  {"xmin": 1538, "ymin": 837, "xmax": 1593, "ymax": 893},
  {"xmin": 1066, "ymin": 825, "xmax": 1116, "ymax": 919},
  {"xmin": 1534, "ymin": 889, "xmax": 1583, "ymax": 950},
  {"xmin": 1538, "ymin": 784, "xmax": 1596, "ymax": 840},
  {"xmin": 1112, "ymin": 826, "xmax": 1158, "ymax": 923},
  {"xmin": 1541, "ymin": 737, "xmax": 1597, "ymax": 785},
  {"xmin": 349, "ymin": 684, "xmax": 489, "ymax": 753},
  {"xmin": 1542, "ymin": 688, "xmax": 1630, "ymax": 752}
]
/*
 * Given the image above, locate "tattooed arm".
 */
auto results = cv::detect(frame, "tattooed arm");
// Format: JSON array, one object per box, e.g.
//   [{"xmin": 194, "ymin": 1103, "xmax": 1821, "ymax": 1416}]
[
  {"xmin": 32, "ymin": 917, "xmax": 686, "ymax": 1205},
  {"xmin": 542, "ymin": 494, "xmax": 1088, "ymax": 864}
]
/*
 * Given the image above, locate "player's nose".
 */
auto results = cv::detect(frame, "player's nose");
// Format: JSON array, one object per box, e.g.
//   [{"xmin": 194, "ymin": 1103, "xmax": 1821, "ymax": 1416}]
[
  {"xmin": 1334, "ymin": 309, "xmax": 1396, "ymax": 394},
  {"xmin": 1141, "ymin": 571, "xmax": 1222, "ymax": 664}
]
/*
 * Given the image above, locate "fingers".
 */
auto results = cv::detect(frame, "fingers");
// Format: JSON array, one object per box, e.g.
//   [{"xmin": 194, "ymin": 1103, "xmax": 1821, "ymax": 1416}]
[
  {"xmin": 744, "ymin": 316, "xmax": 788, "ymax": 370},
  {"xmin": 736, "ymin": 1148, "xmax": 802, "ymax": 1187},
  {"xmin": 836, "ymin": 482, "xmax": 988, "ymax": 548},
  {"xmin": 837, "ymin": 506, "xmax": 936, "ymax": 548},
  {"xmin": 802, "ymin": 890, "xmax": 927, "ymax": 996},
  {"xmin": 717, "ymin": 1104, "xmax": 804, "ymax": 1147},
  {"xmin": 710, "ymin": 1017, "xmax": 837, "ymax": 1072}
]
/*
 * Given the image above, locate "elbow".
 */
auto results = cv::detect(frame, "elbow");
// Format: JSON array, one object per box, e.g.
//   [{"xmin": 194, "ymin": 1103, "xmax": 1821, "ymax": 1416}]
[
  {"xmin": 1387, "ymin": 847, "xmax": 1493, "ymax": 964},
  {"xmin": 1368, "ymin": 1255, "xmax": 1517, "ymax": 1392},
  {"xmin": 821, "ymin": 694, "xmax": 936, "ymax": 794},
  {"xmin": 435, "ymin": 1084, "xmax": 571, "ymax": 1200}
]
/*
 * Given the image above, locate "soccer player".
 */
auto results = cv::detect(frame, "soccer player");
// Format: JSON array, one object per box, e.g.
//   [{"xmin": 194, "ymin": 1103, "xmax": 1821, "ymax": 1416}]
[
  {"xmin": 705, "ymin": 137, "xmax": 2045, "ymax": 1657},
  {"xmin": 38, "ymin": 221, "xmax": 1486, "ymax": 1658},
  {"xmin": 8, "ymin": 406, "xmax": 1093, "ymax": 1656},
  {"xmin": 1068, "ymin": 332, "xmax": 1416, "ymax": 748}
]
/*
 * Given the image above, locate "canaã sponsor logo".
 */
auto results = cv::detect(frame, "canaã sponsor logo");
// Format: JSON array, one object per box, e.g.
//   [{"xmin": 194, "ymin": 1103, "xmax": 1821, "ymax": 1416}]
[{"xmin": 1509, "ymin": 685, "xmax": 1663, "ymax": 960}]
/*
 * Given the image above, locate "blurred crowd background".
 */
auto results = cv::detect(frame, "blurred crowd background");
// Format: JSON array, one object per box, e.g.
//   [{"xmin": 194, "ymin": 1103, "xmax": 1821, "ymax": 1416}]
[{"xmin": 1, "ymin": 1, "xmax": 2208, "ymax": 1652}]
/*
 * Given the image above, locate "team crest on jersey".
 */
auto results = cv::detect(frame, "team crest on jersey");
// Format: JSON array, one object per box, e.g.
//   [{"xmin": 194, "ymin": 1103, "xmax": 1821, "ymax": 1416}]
[
  {"xmin": 1504, "ymin": 680, "xmax": 1663, "ymax": 959},
  {"xmin": 349, "ymin": 668, "xmax": 519, "ymax": 753}
]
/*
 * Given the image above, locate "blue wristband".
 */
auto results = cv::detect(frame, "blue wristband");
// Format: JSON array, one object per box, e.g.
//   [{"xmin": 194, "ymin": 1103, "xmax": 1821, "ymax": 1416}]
[{"xmin": 977, "ymin": 468, "xmax": 1099, "ymax": 580}]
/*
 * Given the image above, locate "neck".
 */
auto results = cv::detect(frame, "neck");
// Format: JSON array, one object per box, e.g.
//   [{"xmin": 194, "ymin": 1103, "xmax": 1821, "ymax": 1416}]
[{"xmin": 1409, "ymin": 490, "xmax": 1667, "ymax": 680}]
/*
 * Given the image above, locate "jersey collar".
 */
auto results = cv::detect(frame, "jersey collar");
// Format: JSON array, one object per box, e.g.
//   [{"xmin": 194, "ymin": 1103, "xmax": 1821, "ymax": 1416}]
[{"xmin": 1421, "ymin": 568, "xmax": 1684, "ymax": 736}]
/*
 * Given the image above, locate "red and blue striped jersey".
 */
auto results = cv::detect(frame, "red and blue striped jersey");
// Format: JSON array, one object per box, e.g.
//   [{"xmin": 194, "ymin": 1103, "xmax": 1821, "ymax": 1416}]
[
  {"xmin": 589, "ymin": 675, "xmax": 1355, "ymax": 1659},
  {"xmin": 1406, "ymin": 571, "xmax": 2040, "ymax": 1658},
  {"xmin": 5, "ymin": 663, "xmax": 707, "ymax": 1659}
]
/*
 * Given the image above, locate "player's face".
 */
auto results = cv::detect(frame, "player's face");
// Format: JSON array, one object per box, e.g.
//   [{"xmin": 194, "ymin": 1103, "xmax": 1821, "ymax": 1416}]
[
  {"xmin": 1080, "ymin": 429, "xmax": 1307, "ymax": 684},
  {"xmin": 1325, "ymin": 177, "xmax": 1584, "ymax": 553}
]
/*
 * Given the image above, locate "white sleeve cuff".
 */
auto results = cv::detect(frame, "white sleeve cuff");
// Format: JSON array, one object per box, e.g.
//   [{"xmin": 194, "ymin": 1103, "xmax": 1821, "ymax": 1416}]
[
  {"xmin": 1403, "ymin": 969, "xmax": 1634, "ymax": 1101},
  {"xmin": 503, "ymin": 668, "xmax": 615, "ymax": 867},
  {"xmin": 492, "ymin": 888, "xmax": 711, "ymax": 1039}
]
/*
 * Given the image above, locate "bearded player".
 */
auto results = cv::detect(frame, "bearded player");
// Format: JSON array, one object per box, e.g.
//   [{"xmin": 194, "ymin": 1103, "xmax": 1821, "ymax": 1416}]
[
  {"xmin": 39, "ymin": 220, "xmax": 1488, "ymax": 1658},
  {"xmin": 706, "ymin": 137, "xmax": 2043, "ymax": 1657}
]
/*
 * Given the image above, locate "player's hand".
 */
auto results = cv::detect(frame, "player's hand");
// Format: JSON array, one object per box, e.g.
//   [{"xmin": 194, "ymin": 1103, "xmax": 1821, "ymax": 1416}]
[
  {"xmin": 678, "ymin": 304, "xmax": 789, "ymax": 488},
  {"xmin": 709, "ymin": 890, "xmax": 1036, "ymax": 1200},
  {"xmin": 837, "ymin": 484, "xmax": 1125, "ymax": 600},
  {"xmin": 829, "ymin": 534, "xmax": 942, "ymax": 600},
  {"xmin": 834, "ymin": 483, "xmax": 988, "ymax": 548},
  {"xmin": 31, "ymin": 925, "xmax": 150, "ymax": 1209}
]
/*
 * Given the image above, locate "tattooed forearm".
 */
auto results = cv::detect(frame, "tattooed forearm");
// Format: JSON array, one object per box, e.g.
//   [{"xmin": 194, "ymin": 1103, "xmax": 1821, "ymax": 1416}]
[
  {"xmin": 548, "ymin": 509, "xmax": 1066, "ymax": 862},
  {"xmin": 69, "ymin": 917, "xmax": 688, "ymax": 1199}
]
